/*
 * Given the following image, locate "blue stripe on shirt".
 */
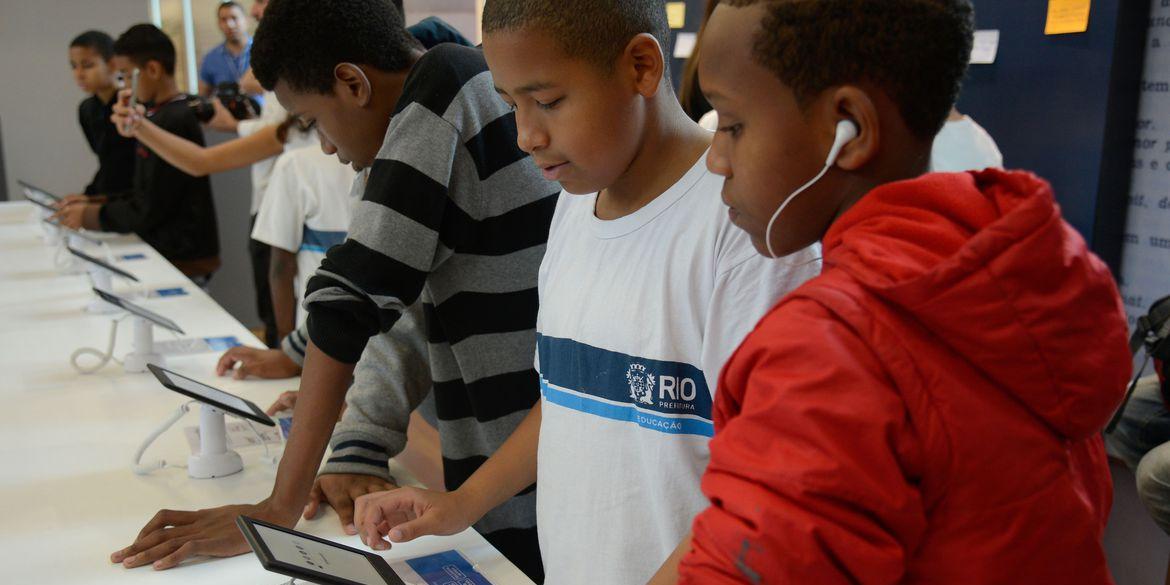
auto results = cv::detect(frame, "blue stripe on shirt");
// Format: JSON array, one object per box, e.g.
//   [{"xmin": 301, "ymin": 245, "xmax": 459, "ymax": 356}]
[
  {"xmin": 536, "ymin": 334, "xmax": 713, "ymax": 437},
  {"xmin": 301, "ymin": 226, "xmax": 347, "ymax": 253}
]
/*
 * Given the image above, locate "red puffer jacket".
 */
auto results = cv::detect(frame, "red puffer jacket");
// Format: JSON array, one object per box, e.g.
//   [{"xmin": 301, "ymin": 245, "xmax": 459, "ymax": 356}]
[{"xmin": 679, "ymin": 170, "xmax": 1131, "ymax": 584}]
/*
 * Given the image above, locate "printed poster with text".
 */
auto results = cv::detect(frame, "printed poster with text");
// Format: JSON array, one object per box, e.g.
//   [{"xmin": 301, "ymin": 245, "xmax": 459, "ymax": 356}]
[{"xmin": 1120, "ymin": 0, "xmax": 1170, "ymax": 333}]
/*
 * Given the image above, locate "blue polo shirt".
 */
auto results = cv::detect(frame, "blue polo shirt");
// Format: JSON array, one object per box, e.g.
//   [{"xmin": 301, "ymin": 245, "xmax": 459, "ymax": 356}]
[{"xmin": 199, "ymin": 40, "xmax": 250, "ymax": 89}]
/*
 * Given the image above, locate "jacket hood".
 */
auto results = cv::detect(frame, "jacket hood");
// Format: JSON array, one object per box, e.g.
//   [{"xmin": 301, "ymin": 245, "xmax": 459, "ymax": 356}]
[{"xmin": 822, "ymin": 169, "xmax": 1130, "ymax": 439}]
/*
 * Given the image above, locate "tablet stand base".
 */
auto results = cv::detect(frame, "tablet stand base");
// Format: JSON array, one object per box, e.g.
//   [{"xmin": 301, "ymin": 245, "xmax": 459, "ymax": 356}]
[
  {"xmin": 123, "ymin": 316, "xmax": 164, "ymax": 373},
  {"xmin": 187, "ymin": 404, "xmax": 244, "ymax": 479}
]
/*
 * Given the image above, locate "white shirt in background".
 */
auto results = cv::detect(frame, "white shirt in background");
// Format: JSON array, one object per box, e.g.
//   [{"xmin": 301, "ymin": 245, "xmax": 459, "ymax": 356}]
[
  {"xmin": 237, "ymin": 89, "xmax": 319, "ymax": 215},
  {"xmin": 534, "ymin": 151, "xmax": 821, "ymax": 585},
  {"xmin": 250, "ymin": 145, "xmax": 359, "ymax": 326},
  {"xmin": 931, "ymin": 115, "xmax": 1004, "ymax": 172}
]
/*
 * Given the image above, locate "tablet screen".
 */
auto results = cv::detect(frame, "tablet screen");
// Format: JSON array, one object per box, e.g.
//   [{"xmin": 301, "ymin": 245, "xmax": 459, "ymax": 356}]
[
  {"xmin": 20, "ymin": 181, "xmax": 59, "ymax": 207},
  {"xmin": 150, "ymin": 366, "xmax": 272, "ymax": 426},
  {"xmin": 254, "ymin": 524, "xmax": 387, "ymax": 585},
  {"xmin": 94, "ymin": 289, "xmax": 183, "ymax": 334},
  {"xmin": 68, "ymin": 247, "xmax": 139, "ymax": 282}
]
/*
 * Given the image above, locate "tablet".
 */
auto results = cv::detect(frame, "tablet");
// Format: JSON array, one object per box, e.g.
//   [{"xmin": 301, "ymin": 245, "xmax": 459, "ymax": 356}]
[
  {"xmin": 237, "ymin": 516, "xmax": 406, "ymax": 585},
  {"xmin": 67, "ymin": 246, "xmax": 139, "ymax": 282},
  {"xmin": 92, "ymin": 288, "xmax": 184, "ymax": 334},
  {"xmin": 18, "ymin": 180, "xmax": 61, "ymax": 209},
  {"xmin": 147, "ymin": 364, "xmax": 274, "ymax": 426}
]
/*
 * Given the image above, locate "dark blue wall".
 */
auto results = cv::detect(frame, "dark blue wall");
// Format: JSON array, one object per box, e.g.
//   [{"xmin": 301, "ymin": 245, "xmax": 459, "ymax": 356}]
[
  {"xmin": 957, "ymin": 0, "xmax": 1147, "ymax": 272},
  {"xmin": 666, "ymin": 0, "xmax": 1148, "ymax": 272}
]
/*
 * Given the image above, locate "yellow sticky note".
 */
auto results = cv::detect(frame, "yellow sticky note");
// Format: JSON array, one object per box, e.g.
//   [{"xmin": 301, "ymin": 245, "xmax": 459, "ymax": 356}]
[
  {"xmin": 1045, "ymin": 0, "xmax": 1091, "ymax": 35},
  {"xmin": 667, "ymin": 2, "xmax": 686, "ymax": 29}
]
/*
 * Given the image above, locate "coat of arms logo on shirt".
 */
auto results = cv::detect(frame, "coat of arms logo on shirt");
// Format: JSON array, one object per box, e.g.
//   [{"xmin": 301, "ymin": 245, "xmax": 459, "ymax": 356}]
[{"xmin": 626, "ymin": 363, "xmax": 655, "ymax": 405}]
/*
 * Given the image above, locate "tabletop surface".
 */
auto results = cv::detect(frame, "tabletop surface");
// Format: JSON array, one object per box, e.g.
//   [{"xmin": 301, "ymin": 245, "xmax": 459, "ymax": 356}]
[{"xmin": 0, "ymin": 201, "xmax": 533, "ymax": 585}]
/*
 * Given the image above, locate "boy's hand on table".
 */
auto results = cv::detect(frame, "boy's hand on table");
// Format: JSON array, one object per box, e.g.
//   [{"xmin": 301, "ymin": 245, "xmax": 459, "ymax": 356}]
[
  {"xmin": 110, "ymin": 500, "xmax": 299, "ymax": 570},
  {"xmin": 216, "ymin": 346, "xmax": 302, "ymax": 379},
  {"xmin": 305, "ymin": 474, "xmax": 400, "ymax": 535},
  {"xmin": 354, "ymin": 487, "xmax": 477, "ymax": 551}
]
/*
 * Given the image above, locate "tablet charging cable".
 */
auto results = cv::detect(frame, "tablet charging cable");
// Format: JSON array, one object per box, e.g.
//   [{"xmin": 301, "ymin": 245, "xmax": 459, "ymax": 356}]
[
  {"xmin": 71, "ymin": 315, "xmax": 127, "ymax": 374},
  {"xmin": 133, "ymin": 400, "xmax": 195, "ymax": 475},
  {"xmin": 244, "ymin": 419, "xmax": 283, "ymax": 467}
]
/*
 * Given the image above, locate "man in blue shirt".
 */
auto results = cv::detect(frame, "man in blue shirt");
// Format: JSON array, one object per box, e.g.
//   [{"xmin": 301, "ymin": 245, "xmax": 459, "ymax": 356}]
[{"xmin": 198, "ymin": 1, "xmax": 251, "ymax": 96}]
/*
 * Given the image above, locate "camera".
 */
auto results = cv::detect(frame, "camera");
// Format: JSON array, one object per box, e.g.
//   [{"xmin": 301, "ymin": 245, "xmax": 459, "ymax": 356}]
[
  {"xmin": 214, "ymin": 82, "xmax": 260, "ymax": 120},
  {"xmin": 186, "ymin": 96, "xmax": 217, "ymax": 123}
]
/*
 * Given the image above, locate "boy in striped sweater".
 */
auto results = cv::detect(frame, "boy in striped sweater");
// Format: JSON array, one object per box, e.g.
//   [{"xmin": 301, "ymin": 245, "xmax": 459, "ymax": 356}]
[{"xmin": 110, "ymin": 0, "xmax": 557, "ymax": 579}]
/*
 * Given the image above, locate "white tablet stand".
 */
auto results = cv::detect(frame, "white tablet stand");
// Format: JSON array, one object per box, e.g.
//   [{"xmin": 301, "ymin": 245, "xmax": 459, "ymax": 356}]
[
  {"xmin": 55, "ymin": 235, "xmax": 85, "ymax": 275},
  {"xmin": 123, "ymin": 316, "xmax": 165, "ymax": 373},
  {"xmin": 83, "ymin": 264, "xmax": 119, "ymax": 315},
  {"xmin": 37, "ymin": 209, "xmax": 58, "ymax": 244},
  {"xmin": 187, "ymin": 404, "xmax": 244, "ymax": 479}
]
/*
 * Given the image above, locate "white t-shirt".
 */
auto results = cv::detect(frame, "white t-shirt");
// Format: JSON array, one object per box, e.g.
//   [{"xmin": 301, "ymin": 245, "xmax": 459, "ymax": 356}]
[
  {"xmin": 930, "ymin": 115, "xmax": 1004, "ymax": 172},
  {"xmin": 251, "ymin": 145, "xmax": 359, "ymax": 326},
  {"xmin": 238, "ymin": 90, "xmax": 318, "ymax": 215},
  {"xmin": 534, "ymin": 152, "xmax": 821, "ymax": 585}
]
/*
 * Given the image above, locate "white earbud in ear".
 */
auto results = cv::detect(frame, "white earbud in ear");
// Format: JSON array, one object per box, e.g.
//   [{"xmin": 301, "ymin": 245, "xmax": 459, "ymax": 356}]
[
  {"xmin": 824, "ymin": 120, "xmax": 859, "ymax": 167},
  {"xmin": 763, "ymin": 119, "xmax": 859, "ymax": 259}
]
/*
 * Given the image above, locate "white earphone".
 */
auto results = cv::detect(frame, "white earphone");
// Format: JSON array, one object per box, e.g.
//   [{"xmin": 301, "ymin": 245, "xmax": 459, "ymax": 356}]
[{"xmin": 764, "ymin": 119, "xmax": 859, "ymax": 258}]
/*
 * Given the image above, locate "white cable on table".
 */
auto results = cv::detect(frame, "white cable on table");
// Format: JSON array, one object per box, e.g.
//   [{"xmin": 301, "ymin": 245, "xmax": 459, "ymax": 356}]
[
  {"xmin": 132, "ymin": 400, "xmax": 196, "ymax": 475},
  {"xmin": 70, "ymin": 315, "xmax": 127, "ymax": 374}
]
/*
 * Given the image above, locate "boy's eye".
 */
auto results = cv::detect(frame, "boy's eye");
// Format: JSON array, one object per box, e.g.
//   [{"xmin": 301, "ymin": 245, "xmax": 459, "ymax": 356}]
[
  {"xmin": 717, "ymin": 123, "xmax": 742, "ymax": 138},
  {"xmin": 536, "ymin": 97, "xmax": 563, "ymax": 111}
]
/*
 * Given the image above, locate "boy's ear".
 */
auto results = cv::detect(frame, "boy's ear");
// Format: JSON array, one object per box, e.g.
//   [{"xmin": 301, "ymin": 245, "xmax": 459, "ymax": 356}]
[
  {"xmin": 143, "ymin": 60, "xmax": 165, "ymax": 81},
  {"xmin": 829, "ymin": 86, "xmax": 880, "ymax": 172},
  {"xmin": 333, "ymin": 63, "xmax": 373, "ymax": 108},
  {"xmin": 624, "ymin": 33, "xmax": 665, "ymax": 98}
]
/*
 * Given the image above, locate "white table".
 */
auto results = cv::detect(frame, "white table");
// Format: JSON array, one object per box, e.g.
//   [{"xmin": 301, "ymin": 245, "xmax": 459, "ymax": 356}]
[{"xmin": 0, "ymin": 201, "xmax": 532, "ymax": 585}]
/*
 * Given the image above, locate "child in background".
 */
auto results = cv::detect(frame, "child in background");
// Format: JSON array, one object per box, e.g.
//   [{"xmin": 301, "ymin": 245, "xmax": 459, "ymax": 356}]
[
  {"xmin": 349, "ymin": 2, "xmax": 819, "ymax": 584},
  {"xmin": 55, "ymin": 24, "xmax": 220, "ymax": 284},
  {"xmin": 674, "ymin": 1, "xmax": 1130, "ymax": 583},
  {"xmin": 251, "ymin": 145, "xmax": 357, "ymax": 338},
  {"xmin": 68, "ymin": 30, "xmax": 136, "ymax": 200}
]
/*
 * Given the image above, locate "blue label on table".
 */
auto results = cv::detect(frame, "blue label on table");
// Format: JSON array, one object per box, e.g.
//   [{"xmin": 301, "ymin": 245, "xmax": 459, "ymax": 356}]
[
  {"xmin": 406, "ymin": 550, "xmax": 492, "ymax": 585},
  {"xmin": 153, "ymin": 287, "xmax": 188, "ymax": 297},
  {"xmin": 118, "ymin": 253, "xmax": 147, "ymax": 261},
  {"xmin": 203, "ymin": 336, "xmax": 241, "ymax": 351}
]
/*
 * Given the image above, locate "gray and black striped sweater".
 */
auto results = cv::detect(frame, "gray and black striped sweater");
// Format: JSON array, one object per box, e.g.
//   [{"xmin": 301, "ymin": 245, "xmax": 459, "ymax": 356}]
[{"xmin": 303, "ymin": 44, "xmax": 558, "ymax": 581}]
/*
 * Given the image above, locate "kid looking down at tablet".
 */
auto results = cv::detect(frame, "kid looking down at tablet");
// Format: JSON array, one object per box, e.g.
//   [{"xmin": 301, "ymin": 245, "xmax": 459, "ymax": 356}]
[
  {"xmin": 671, "ymin": 1, "xmax": 1130, "ymax": 582},
  {"xmin": 349, "ymin": 1, "xmax": 818, "ymax": 583}
]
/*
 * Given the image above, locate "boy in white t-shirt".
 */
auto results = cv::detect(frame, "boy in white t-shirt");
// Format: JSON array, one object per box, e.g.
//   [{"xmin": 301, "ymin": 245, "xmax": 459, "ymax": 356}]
[
  {"xmin": 349, "ymin": 1, "xmax": 820, "ymax": 583},
  {"xmin": 251, "ymin": 143, "xmax": 358, "ymax": 338}
]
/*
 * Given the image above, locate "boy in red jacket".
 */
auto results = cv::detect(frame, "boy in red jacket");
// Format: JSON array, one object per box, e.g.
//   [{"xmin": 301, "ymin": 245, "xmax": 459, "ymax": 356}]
[{"xmin": 668, "ymin": 1, "xmax": 1132, "ymax": 583}]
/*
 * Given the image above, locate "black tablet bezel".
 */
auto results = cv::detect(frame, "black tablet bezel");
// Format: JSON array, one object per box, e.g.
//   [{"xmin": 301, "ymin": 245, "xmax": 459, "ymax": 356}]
[
  {"xmin": 236, "ymin": 515, "xmax": 405, "ymax": 585},
  {"xmin": 92, "ymin": 288, "xmax": 184, "ymax": 334},
  {"xmin": 67, "ymin": 246, "xmax": 139, "ymax": 282},
  {"xmin": 18, "ymin": 180, "xmax": 61, "ymax": 207},
  {"xmin": 147, "ymin": 364, "xmax": 275, "ymax": 427}
]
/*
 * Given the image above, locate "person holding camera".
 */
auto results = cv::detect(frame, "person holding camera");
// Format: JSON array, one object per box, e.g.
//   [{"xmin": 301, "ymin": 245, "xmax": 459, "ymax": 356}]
[{"xmin": 198, "ymin": 1, "xmax": 255, "ymax": 100}]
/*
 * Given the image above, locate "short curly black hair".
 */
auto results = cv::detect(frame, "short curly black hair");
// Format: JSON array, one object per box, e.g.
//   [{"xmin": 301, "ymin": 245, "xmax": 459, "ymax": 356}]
[
  {"xmin": 252, "ymin": 0, "xmax": 420, "ymax": 94},
  {"xmin": 482, "ymin": 0, "xmax": 672, "ymax": 81},
  {"xmin": 113, "ymin": 24, "xmax": 176, "ymax": 75},
  {"xmin": 70, "ymin": 30, "xmax": 115, "ymax": 61},
  {"xmin": 725, "ymin": 0, "xmax": 974, "ymax": 140}
]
